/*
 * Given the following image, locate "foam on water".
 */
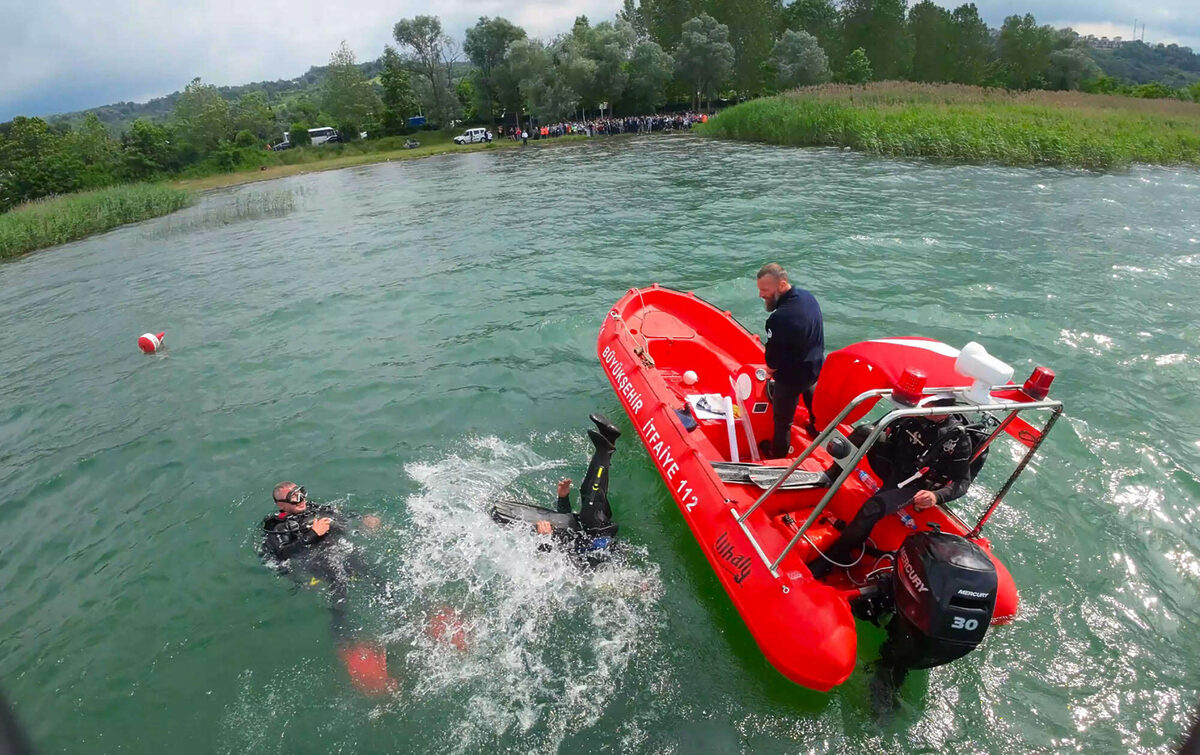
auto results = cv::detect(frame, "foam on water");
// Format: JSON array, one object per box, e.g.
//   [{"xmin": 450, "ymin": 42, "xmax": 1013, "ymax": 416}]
[{"xmin": 380, "ymin": 436, "xmax": 664, "ymax": 751}]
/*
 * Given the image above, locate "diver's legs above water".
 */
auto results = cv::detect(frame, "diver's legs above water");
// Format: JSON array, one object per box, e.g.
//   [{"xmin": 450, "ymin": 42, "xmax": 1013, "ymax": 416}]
[
  {"xmin": 579, "ymin": 428, "xmax": 614, "ymax": 504},
  {"xmin": 578, "ymin": 429, "xmax": 617, "ymax": 536},
  {"xmin": 589, "ymin": 413, "xmax": 621, "ymax": 445}
]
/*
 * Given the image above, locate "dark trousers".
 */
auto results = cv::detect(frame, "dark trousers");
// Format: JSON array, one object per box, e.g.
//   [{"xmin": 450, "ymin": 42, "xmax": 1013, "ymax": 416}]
[
  {"xmin": 771, "ymin": 379, "xmax": 816, "ymax": 458},
  {"xmin": 578, "ymin": 441, "xmax": 617, "ymax": 537},
  {"xmin": 816, "ymin": 486, "xmax": 912, "ymax": 570}
]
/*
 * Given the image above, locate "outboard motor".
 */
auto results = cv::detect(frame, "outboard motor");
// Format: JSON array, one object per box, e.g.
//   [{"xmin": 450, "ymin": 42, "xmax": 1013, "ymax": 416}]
[{"xmin": 886, "ymin": 530, "xmax": 998, "ymax": 670}]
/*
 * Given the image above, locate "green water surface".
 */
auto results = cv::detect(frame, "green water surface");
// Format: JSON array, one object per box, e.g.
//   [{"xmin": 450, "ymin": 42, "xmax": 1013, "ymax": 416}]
[{"xmin": 1, "ymin": 136, "xmax": 1198, "ymax": 753}]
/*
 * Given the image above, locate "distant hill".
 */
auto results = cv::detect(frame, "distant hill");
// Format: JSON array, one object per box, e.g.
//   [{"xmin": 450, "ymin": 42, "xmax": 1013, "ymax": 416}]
[
  {"xmin": 1086, "ymin": 41, "xmax": 1200, "ymax": 88},
  {"xmin": 48, "ymin": 58, "xmax": 386, "ymax": 135}
]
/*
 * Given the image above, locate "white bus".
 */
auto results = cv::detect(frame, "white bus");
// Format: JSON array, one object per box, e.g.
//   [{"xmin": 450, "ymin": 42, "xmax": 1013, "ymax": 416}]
[
  {"xmin": 307, "ymin": 127, "xmax": 339, "ymax": 145},
  {"xmin": 280, "ymin": 126, "xmax": 341, "ymax": 147}
]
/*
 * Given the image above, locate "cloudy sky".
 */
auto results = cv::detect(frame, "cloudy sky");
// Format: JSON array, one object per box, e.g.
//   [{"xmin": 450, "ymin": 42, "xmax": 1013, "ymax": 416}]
[{"xmin": 2, "ymin": 0, "xmax": 1197, "ymax": 122}]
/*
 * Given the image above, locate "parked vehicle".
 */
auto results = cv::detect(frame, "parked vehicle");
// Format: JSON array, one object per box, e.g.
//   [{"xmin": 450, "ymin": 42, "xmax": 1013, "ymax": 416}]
[
  {"xmin": 404, "ymin": 139, "xmax": 421, "ymax": 149},
  {"xmin": 453, "ymin": 128, "xmax": 493, "ymax": 145},
  {"xmin": 270, "ymin": 141, "xmax": 292, "ymax": 151},
  {"xmin": 308, "ymin": 127, "xmax": 340, "ymax": 146}
]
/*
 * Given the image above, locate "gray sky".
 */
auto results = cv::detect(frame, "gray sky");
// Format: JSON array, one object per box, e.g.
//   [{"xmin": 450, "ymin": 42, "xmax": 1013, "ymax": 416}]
[{"xmin": 2, "ymin": 0, "xmax": 1197, "ymax": 122}]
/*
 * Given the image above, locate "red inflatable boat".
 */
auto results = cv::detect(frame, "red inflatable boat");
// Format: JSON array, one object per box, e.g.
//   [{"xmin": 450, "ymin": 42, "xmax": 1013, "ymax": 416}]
[{"xmin": 597, "ymin": 285, "xmax": 1063, "ymax": 691}]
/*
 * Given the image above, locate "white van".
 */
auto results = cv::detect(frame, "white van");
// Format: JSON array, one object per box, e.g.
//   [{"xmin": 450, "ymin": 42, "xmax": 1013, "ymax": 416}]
[{"xmin": 453, "ymin": 127, "xmax": 493, "ymax": 145}]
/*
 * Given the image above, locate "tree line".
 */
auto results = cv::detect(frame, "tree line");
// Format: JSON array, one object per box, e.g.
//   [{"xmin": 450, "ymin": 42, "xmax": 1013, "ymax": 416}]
[{"xmin": 4, "ymin": 1, "xmax": 1200, "ymax": 212}]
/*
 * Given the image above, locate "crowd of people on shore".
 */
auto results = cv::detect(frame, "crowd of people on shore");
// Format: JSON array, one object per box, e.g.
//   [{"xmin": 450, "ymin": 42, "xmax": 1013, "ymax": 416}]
[{"xmin": 502, "ymin": 112, "xmax": 707, "ymax": 141}]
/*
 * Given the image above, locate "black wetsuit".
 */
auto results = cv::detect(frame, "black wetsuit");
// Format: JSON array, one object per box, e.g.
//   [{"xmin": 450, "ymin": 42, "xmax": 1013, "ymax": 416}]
[
  {"xmin": 810, "ymin": 415, "xmax": 973, "ymax": 577},
  {"xmin": 261, "ymin": 505, "xmax": 380, "ymax": 638},
  {"xmin": 764, "ymin": 287, "xmax": 824, "ymax": 455},
  {"xmin": 552, "ymin": 431, "xmax": 619, "ymax": 558}
]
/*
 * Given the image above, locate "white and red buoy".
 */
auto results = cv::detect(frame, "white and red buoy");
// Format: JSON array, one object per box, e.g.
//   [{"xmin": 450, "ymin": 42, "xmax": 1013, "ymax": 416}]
[{"xmin": 138, "ymin": 332, "xmax": 165, "ymax": 354}]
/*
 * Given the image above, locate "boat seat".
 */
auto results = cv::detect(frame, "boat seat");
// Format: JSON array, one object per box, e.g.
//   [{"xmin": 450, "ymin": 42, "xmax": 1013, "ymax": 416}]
[{"xmin": 639, "ymin": 310, "xmax": 696, "ymax": 339}]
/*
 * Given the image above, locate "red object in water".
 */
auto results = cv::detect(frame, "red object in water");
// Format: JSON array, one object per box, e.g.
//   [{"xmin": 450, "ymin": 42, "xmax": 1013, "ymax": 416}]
[
  {"xmin": 137, "ymin": 332, "xmax": 165, "ymax": 354},
  {"xmin": 338, "ymin": 642, "xmax": 397, "ymax": 695},
  {"xmin": 597, "ymin": 286, "xmax": 1025, "ymax": 692},
  {"xmin": 428, "ymin": 606, "xmax": 469, "ymax": 652}
]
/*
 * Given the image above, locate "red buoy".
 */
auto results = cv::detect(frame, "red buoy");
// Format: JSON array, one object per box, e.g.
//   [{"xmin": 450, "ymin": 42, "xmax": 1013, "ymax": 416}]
[{"xmin": 138, "ymin": 332, "xmax": 165, "ymax": 354}]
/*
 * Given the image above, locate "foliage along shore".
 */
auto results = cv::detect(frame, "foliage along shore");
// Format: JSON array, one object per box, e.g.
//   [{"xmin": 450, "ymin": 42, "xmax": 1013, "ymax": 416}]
[
  {"xmin": 0, "ymin": 133, "xmax": 583, "ymax": 259},
  {"xmin": 696, "ymin": 82, "xmax": 1200, "ymax": 170},
  {"xmin": 0, "ymin": 184, "xmax": 194, "ymax": 260}
]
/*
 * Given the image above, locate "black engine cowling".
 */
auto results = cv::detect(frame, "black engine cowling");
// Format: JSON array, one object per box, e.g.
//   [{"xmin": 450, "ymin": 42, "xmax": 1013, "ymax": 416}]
[{"xmin": 887, "ymin": 531, "xmax": 998, "ymax": 670}]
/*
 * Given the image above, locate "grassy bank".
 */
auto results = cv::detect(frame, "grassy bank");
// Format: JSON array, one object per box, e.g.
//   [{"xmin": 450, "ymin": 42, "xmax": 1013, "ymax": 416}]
[
  {"xmin": 0, "ymin": 184, "xmax": 195, "ymax": 260},
  {"xmin": 697, "ymin": 83, "xmax": 1200, "ymax": 169},
  {"xmin": 173, "ymin": 132, "xmax": 586, "ymax": 192}
]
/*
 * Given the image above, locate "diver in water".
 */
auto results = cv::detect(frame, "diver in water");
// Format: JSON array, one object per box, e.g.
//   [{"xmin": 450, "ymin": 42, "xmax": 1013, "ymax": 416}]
[
  {"xmin": 491, "ymin": 413, "xmax": 622, "ymax": 563},
  {"xmin": 260, "ymin": 482, "xmax": 395, "ymax": 694}
]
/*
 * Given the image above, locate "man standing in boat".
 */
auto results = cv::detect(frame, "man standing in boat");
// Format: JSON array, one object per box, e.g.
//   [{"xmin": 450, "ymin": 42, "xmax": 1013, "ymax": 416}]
[
  {"xmin": 808, "ymin": 398, "xmax": 974, "ymax": 579},
  {"xmin": 756, "ymin": 262, "xmax": 825, "ymax": 457}
]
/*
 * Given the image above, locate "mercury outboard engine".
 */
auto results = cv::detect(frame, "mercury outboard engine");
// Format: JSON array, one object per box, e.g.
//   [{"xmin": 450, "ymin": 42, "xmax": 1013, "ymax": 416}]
[{"xmin": 886, "ymin": 530, "xmax": 998, "ymax": 670}]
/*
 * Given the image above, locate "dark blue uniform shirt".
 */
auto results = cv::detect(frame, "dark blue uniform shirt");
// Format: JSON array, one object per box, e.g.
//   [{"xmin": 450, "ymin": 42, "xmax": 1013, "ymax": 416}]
[{"xmin": 764, "ymin": 287, "xmax": 824, "ymax": 385}]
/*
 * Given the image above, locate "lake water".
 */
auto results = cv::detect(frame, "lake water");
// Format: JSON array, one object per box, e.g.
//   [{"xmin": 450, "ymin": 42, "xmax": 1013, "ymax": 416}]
[{"xmin": 2, "ymin": 136, "xmax": 1199, "ymax": 753}]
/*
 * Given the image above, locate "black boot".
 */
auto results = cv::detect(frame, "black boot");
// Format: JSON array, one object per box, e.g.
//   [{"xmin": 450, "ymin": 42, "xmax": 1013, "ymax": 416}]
[
  {"xmin": 586, "ymin": 428, "xmax": 614, "ymax": 453},
  {"xmin": 589, "ymin": 413, "xmax": 621, "ymax": 445}
]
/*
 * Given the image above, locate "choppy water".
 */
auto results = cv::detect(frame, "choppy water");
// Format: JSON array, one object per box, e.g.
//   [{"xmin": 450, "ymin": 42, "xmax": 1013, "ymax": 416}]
[{"xmin": 2, "ymin": 137, "xmax": 1199, "ymax": 753}]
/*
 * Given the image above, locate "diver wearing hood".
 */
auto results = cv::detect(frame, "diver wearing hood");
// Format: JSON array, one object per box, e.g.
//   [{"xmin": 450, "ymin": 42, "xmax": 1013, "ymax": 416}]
[
  {"xmin": 809, "ymin": 399, "xmax": 974, "ymax": 579},
  {"xmin": 490, "ymin": 414, "xmax": 622, "ymax": 561},
  {"xmin": 259, "ymin": 483, "xmax": 394, "ymax": 694}
]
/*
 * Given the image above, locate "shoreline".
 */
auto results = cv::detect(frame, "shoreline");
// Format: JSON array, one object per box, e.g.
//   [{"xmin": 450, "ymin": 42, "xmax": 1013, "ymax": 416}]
[
  {"xmin": 0, "ymin": 135, "xmax": 589, "ymax": 259},
  {"xmin": 170, "ymin": 133, "xmax": 589, "ymax": 193}
]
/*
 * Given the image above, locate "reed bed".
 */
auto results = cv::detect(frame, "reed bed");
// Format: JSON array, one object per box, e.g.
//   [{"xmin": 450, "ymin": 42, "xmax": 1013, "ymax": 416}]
[
  {"xmin": 0, "ymin": 183, "xmax": 194, "ymax": 259},
  {"xmin": 698, "ymin": 82, "xmax": 1200, "ymax": 169},
  {"xmin": 146, "ymin": 189, "xmax": 297, "ymax": 238}
]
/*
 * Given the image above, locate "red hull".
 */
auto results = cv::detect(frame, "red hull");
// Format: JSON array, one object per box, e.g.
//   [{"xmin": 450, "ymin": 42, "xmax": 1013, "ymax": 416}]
[{"xmin": 597, "ymin": 286, "xmax": 1018, "ymax": 690}]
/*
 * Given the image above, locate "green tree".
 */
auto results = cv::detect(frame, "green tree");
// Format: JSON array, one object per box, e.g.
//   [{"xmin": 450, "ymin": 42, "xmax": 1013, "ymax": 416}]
[
  {"xmin": 624, "ymin": 40, "xmax": 675, "ymax": 112},
  {"xmin": 66, "ymin": 113, "xmax": 122, "ymax": 188},
  {"xmin": 1046, "ymin": 48, "xmax": 1101, "ymax": 90},
  {"xmin": 464, "ymin": 17, "xmax": 527, "ymax": 125},
  {"xmin": 506, "ymin": 38, "xmax": 580, "ymax": 122},
  {"xmin": 716, "ymin": 0, "xmax": 782, "ymax": 93},
  {"xmin": 288, "ymin": 121, "xmax": 312, "ymax": 147},
  {"xmin": 173, "ymin": 77, "xmax": 230, "ymax": 154},
  {"xmin": 1188, "ymin": 81, "xmax": 1200, "ymax": 102},
  {"xmin": 456, "ymin": 78, "xmax": 477, "ymax": 121},
  {"xmin": 675, "ymin": 14, "xmax": 736, "ymax": 112},
  {"xmin": 633, "ymin": 0, "xmax": 710, "ymax": 52},
  {"xmin": 947, "ymin": 4, "xmax": 992, "ymax": 85},
  {"xmin": 231, "ymin": 91, "xmax": 276, "ymax": 141},
  {"xmin": 843, "ymin": 47, "xmax": 873, "ymax": 83},
  {"xmin": 772, "ymin": 29, "xmax": 830, "ymax": 88},
  {"xmin": 0, "ymin": 117, "xmax": 82, "ymax": 210},
  {"xmin": 997, "ymin": 14, "xmax": 1055, "ymax": 89},
  {"xmin": 562, "ymin": 18, "xmax": 638, "ymax": 115},
  {"xmin": 618, "ymin": 0, "xmax": 650, "ymax": 40},
  {"xmin": 907, "ymin": 1, "xmax": 953, "ymax": 83},
  {"xmin": 393, "ymin": 15, "xmax": 458, "ymax": 126},
  {"xmin": 840, "ymin": 0, "xmax": 911, "ymax": 80},
  {"xmin": 781, "ymin": 0, "xmax": 839, "ymax": 60},
  {"xmin": 379, "ymin": 45, "xmax": 420, "ymax": 135},
  {"xmin": 120, "ymin": 119, "xmax": 176, "ymax": 180},
  {"xmin": 1132, "ymin": 81, "xmax": 1174, "ymax": 99},
  {"xmin": 322, "ymin": 41, "xmax": 381, "ymax": 133}
]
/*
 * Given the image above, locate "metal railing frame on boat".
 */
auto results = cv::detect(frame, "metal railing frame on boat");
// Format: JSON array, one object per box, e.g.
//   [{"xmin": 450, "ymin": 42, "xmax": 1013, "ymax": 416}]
[{"xmin": 731, "ymin": 386, "xmax": 1064, "ymax": 577}]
